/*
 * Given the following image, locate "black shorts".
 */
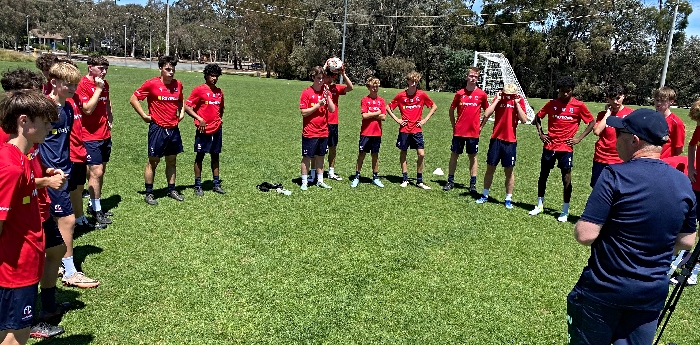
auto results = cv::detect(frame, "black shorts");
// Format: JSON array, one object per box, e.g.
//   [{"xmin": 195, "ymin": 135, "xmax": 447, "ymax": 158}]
[
  {"xmin": 590, "ymin": 161, "xmax": 608, "ymax": 188},
  {"xmin": 451, "ymin": 136, "xmax": 479, "ymax": 155},
  {"xmin": 301, "ymin": 137, "xmax": 328, "ymax": 158},
  {"xmin": 43, "ymin": 217, "xmax": 64, "ymax": 249},
  {"xmin": 540, "ymin": 149, "xmax": 574, "ymax": 170},
  {"xmin": 194, "ymin": 127, "xmax": 223, "ymax": 154},
  {"xmin": 85, "ymin": 138, "xmax": 112, "ymax": 165},
  {"xmin": 67, "ymin": 162, "xmax": 87, "ymax": 191},
  {"xmin": 486, "ymin": 138, "xmax": 517, "ymax": 168},
  {"xmin": 358, "ymin": 136, "xmax": 381, "ymax": 153},
  {"xmin": 48, "ymin": 187, "xmax": 74, "ymax": 218},
  {"xmin": 148, "ymin": 122, "xmax": 184, "ymax": 158},
  {"xmin": 396, "ymin": 132, "xmax": 424, "ymax": 151},
  {"xmin": 0, "ymin": 284, "xmax": 38, "ymax": 331},
  {"xmin": 328, "ymin": 124, "xmax": 339, "ymax": 147}
]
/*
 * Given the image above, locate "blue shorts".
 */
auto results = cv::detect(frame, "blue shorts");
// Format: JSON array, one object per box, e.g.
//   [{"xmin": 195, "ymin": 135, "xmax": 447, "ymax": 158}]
[
  {"xmin": 0, "ymin": 284, "xmax": 38, "ymax": 331},
  {"xmin": 148, "ymin": 122, "xmax": 184, "ymax": 158},
  {"xmin": 486, "ymin": 138, "xmax": 517, "ymax": 168},
  {"xmin": 194, "ymin": 127, "xmax": 223, "ymax": 154},
  {"xmin": 396, "ymin": 132, "xmax": 424, "ymax": 151},
  {"xmin": 567, "ymin": 290, "xmax": 659, "ymax": 345},
  {"xmin": 590, "ymin": 161, "xmax": 609, "ymax": 188},
  {"xmin": 85, "ymin": 138, "xmax": 112, "ymax": 165},
  {"xmin": 694, "ymin": 191, "xmax": 700, "ymax": 223},
  {"xmin": 301, "ymin": 137, "xmax": 328, "ymax": 158},
  {"xmin": 43, "ymin": 217, "xmax": 64, "ymax": 249},
  {"xmin": 451, "ymin": 136, "xmax": 479, "ymax": 155},
  {"xmin": 48, "ymin": 186, "xmax": 74, "ymax": 218},
  {"xmin": 540, "ymin": 149, "xmax": 573, "ymax": 170},
  {"xmin": 359, "ymin": 136, "xmax": 381, "ymax": 153},
  {"xmin": 328, "ymin": 124, "xmax": 339, "ymax": 147},
  {"xmin": 67, "ymin": 162, "xmax": 87, "ymax": 191}
]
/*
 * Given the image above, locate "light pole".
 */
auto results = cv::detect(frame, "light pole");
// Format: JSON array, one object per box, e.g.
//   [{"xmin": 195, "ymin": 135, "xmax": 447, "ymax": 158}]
[
  {"xmin": 123, "ymin": 25, "xmax": 127, "ymax": 67},
  {"xmin": 660, "ymin": 1, "xmax": 679, "ymax": 87},
  {"xmin": 149, "ymin": 22, "xmax": 152, "ymax": 69},
  {"xmin": 67, "ymin": 35, "xmax": 71, "ymax": 59},
  {"xmin": 340, "ymin": 0, "xmax": 348, "ymax": 84},
  {"xmin": 165, "ymin": 0, "xmax": 170, "ymax": 56},
  {"xmin": 26, "ymin": 15, "xmax": 29, "ymax": 51}
]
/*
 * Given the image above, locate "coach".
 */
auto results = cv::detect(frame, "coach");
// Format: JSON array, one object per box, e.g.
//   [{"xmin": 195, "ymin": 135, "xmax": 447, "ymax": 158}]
[{"xmin": 567, "ymin": 108, "xmax": 697, "ymax": 344}]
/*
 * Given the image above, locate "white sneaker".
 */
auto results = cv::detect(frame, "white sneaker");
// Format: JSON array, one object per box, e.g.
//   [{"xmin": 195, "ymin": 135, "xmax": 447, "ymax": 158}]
[
  {"xmin": 416, "ymin": 182, "xmax": 431, "ymax": 190},
  {"xmin": 557, "ymin": 212, "xmax": 569, "ymax": 222},
  {"xmin": 670, "ymin": 275, "xmax": 698, "ymax": 285},
  {"xmin": 528, "ymin": 206, "xmax": 543, "ymax": 216},
  {"xmin": 400, "ymin": 181, "xmax": 409, "ymax": 188},
  {"xmin": 328, "ymin": 173, "xmax": 343, "ymax": 181}
]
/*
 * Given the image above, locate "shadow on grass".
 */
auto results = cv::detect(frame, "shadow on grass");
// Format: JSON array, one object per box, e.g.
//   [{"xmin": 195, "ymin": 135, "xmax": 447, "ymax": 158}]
[
  {"xmin": 34, "ymin": 334, "xmax": 94, "ymax": 345},
  {"xmin": 136, "ymin": 185, "xmax": 188, "ymax": 200},
  {"xmin": 36, "ymin": 289, "xmax": 87, "ymax": 325},
  {"xmin": 100, "ymin": 194, "xmax": 122, "ymax": 213},
  {"xmin": 72, "ymin": 244, "xmax": 103, "ymax": 272},
  {"xmin": 430, "ymin": 179, "xmax": 467, "ymax": 190}
]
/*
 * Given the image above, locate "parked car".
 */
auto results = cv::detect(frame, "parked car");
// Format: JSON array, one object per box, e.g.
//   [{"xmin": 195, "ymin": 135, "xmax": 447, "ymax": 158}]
[{"xmin": 250, "ymin": 62, "xmax": 262, "ymax": 70}]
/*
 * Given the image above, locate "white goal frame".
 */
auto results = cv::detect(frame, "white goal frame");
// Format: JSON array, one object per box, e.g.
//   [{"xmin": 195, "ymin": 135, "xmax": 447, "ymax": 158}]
[{"xmin": 473, "ymin": 51, "xmax": 536, "ymax": 122}]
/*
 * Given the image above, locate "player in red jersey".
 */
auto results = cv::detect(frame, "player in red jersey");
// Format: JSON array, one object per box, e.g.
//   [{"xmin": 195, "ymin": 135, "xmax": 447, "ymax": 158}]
[
  {"xmin": 474, "ymin": 83, "xmax": 528, "ymax": 208},
  {"xmin": 444, "ymin": 67, "xmax": 489, "ymax": 193},
  {"xmin": 654, "ymin": 87, "xmax": 685, "ymax": 159},
  {"xmin": 387, "ymin": 71, "xmax": 438, "ymax": 189},
  {"xmin": 0, "ymin": 90, "xmax": 58, "ymax": 345},
  {"xmin": 350, "ymin": 77, "xmax": 386, "ymax": 188},
  {"xmin": 590, "ymin": 85, "xmax": 634, "ymax": 188},
  {"xmin": 130, "ymin": 56, "xmax": 185, "ymax": 205},
  {"xmin": 299, "ymin": 66, "xmax": 336, "ymax": 190},
  {"xmin": 530, "ymin": 76, "xmax": 594, "ymax": 222},
  {"xmin": 35, "ymin": 53, "xmax": 58, "ymax": 96},
  {"xmin": 76, "ymin": 55, "xmax": 113, "ymax": 225},
  {"xmin": 184, "ymin": 63, "xmax": 226, "ymax": 196},
  {"xmin": 681, "ymin": 99, "xmax": 700, "ymax": 285}
]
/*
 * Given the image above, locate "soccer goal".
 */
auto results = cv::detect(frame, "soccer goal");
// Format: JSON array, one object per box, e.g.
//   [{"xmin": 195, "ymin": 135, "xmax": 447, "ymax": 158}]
[{"xmin": 473, "ymin": 51, "xmax": 536, "ymax": 122}]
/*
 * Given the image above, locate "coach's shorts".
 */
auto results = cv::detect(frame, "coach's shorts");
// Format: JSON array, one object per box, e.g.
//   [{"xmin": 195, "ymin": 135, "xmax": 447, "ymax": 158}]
[
  {"xmin": 359, "ymin": 136, "xmax": 381, "ymax": 154},
  {"xmin": 540, "ymin": 149, "xmax": 573, "ymax": 170},
  {"xmin": 43, "ymin": 217, "xmax": 64, "ymax": 249},
  {"xmin": 486, "ymin": 138, "xmax": 517, "ymax": 168},
  {"xmin": 590, "ymin": 161, "xmax": 609, "ymax": 188},
  {"xmin": 48, "ymin": 186, "xmax": 74, "ymax": 218},
  {"xmin": 0, "ymin": 284, "xmax": 38, "ymax": 331},
  {"xmin": 148, "ymin": 122, "xmax": 184, "ymax": 158},
  {"xmin": 67, "ymin": 162, "xmax": 87, "ymax": 191},
  {"xmin": 396, "ymin": 132, "xmax": 424, "ymax": 151},
  {"xmin": 328, "ymin": 124, "xmax": 339, "ymax": 147},
  {"xmin": 451, "ymin": 136, "xmax": 479, "ymax": 155},
  {"xmin": 85, "ymin": 138, "xmax": 112, "ymax": 165},
  {"xmin": 694, "ymin": 191, "xmax": 700, "ymax": 223},
  {"xmin": 194, "ymin": 127, "xmax": 223, "ymax": 154},
  {"xmin": 301, "ymin": 137, "xmax": 328, "ymax": 158}
]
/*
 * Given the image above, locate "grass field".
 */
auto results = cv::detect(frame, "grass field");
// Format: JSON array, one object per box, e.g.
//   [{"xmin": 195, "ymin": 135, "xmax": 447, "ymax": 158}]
[{"xmin": 1, "ymin": 60, "xmax": 698, "ymax": 344}]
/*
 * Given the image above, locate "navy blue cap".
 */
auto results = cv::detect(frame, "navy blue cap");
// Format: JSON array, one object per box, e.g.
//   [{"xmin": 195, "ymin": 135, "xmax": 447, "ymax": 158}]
[{"xmin": 606, "ymin": 108, "xmax": 669, "ymax": 146}]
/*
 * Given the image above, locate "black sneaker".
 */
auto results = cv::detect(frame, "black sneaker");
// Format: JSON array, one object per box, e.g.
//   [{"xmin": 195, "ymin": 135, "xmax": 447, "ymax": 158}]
[
  {"xmin": 194, "ymin": 186, "xmax": 204, "ymax": 196},
  {"xmin": 469, "ymin": 184, "xmax": 478, "ymax": 194},
  {"xmin": 167, "ymin": 190, "xmax": 184, "ymax": 201},
  {"xmin": 443, "ymin": 181, "xmax": 454, "ymax": 191},
  {"xmin": 144, "ymin": 193, "xmax": 158, "ymax": 205},
  {"xmin": 213, "ymin": 185, "xmax": 226, "ymax": 194},
  {"xmin": 93, "ymin": 210, "xmax": 112, "ymax": 224},
  {"xmin": 29, "ymin": 322, "xmax": 65, "ymax": 339}
]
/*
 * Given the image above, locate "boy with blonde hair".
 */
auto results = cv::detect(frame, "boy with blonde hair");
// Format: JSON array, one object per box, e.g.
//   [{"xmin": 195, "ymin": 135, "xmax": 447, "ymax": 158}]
[
  {"xmin": 387, "ymin": 71, "xmax": 438, "ymax": 189},
  {"xmin": 654, "ymin": 87, "xmax": 685, "ymax": 158},
  {"xmin": 350, "ymin": 77, "xmax": 385, "ymax": 188}
]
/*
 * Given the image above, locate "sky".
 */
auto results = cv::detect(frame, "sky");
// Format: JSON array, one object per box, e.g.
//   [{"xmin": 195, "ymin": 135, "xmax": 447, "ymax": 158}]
[{"xmin": 119, "ymin": 0, "xmax": 700, "ymax": 37}]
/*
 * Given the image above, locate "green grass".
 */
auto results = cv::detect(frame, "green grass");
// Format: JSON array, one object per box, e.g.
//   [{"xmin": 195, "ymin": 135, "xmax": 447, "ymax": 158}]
[{"xmin": 0, "ymin": 60, "xmax": 698, "ymax": 344}]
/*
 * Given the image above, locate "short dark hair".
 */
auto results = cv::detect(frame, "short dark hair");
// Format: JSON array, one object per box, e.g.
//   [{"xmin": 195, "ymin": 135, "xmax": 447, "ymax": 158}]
[
  {"xmin": 604, "ymin": 84, "xmax": 625, "ymax": 99},
  {"xmin": 203, "ymin": 63, "xmax": 222, "ymax": 77},
  {"xmin": 158, "ymin": 55, "xmax": 178, "ymax": 68},
  {"xmin": 35, "ymin": 53, "xmax": 59, "ymax": 72},
  {"xmin": 1, "ymin": 68, "xmax": 44, "ymax": 91},
  {"xmin": 0, "ymin": 90, "xmax": 58, "ymax": 134},
  {"xmin": 556, "ymin": 76, "xmax": 576, "ymax": 90},
  {"xmin": 87, "ymin": 55, "xmax": 109, "ymax": 67}
]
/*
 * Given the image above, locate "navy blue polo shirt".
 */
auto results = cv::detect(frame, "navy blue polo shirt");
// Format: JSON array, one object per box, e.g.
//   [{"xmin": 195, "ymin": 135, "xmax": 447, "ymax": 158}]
[
  {"xmin": 573, "ymin": 158, "xmax": 696, "ymax": 310},
  {"xmin": 39, "ymin": 101, "xmax": 73, "ymax": 176}
]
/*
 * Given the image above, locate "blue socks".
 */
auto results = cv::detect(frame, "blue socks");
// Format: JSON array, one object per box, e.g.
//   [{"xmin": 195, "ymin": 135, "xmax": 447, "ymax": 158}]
[
  {"xmin": 145, "ymin": 183, "xmax": 153, "ymax": 194},
  {"xmin": 402, "ymin": 172, "xmax": 408, "ymax": 181},
  {"xmin": 448, "ymin": 174, "xmax": 455, "ymax": 183},
  {"xmin": 417, "ymin": 173, "xmax": 423, "ymax": 184},
  {"xmin": 40, "ymin": 287, "xmax": 57, "ymax": 313},
  {"xmin": 168, "ymin": 183, "xmax": 175, "ymax": 192},
  {"xmin": 194, "ymin": 177, "xmax": 202, "ymax": 187},
  {"xmin": 213, "ymin": 175, "xmax": 220, "ymax": 187},
  {"xmin": 373, "ymin": 172, "xmax": 378, "ymax": 180}
]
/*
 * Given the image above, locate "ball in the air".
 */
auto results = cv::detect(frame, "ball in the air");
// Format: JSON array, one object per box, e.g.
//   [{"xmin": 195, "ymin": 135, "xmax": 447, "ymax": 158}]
[{"xmin": 326, "ymin": 58, "xmax": 343, "ymax": 72}]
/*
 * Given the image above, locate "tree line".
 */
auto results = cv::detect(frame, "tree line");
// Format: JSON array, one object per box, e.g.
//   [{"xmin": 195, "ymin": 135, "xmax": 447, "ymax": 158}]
[{"xmin": 1, "ymin": 0, "xmax": 698, "ymax": 105}]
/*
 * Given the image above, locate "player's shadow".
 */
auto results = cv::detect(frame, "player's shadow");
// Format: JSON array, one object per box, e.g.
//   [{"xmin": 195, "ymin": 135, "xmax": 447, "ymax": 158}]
[
  {"xmin": 100, "ymin": 194, "xmax": 122, "ymax": 213},
  {"xmin": 34, "ymin": 334, "xmax": 95, "ymax": 345},
  {"xmin": 137, "ymin": 185, "xmax": 188, "ymax": 200},
  {"xmin": 432, "ymin": 179, "xmax": 466, "ymax": 190},
  {"xmin": 383, "ymin": 174, "xmax": 407, "ymax": 185},
  {"xmin": 73, "ymin": 244, "xmax": 103, "ymax": 272},
  {"xmin": 196, "ymin": 180, "xmax": 223, "ymax": 192},
  {"xmin": 35, "ymin": 289, "xmax": 87, "ymax": 326}
]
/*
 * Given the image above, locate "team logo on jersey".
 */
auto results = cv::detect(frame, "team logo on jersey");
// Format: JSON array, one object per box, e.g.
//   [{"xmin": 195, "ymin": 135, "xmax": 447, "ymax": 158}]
[
  {"xmin": 22, "ymin": 306, "xmax": 33, "ymax": 321},
  {"xmin": 461, "ymin": 102, "xmax": 479, "ymax": 107},
  {"xmin": 554, "ymin": 115, "xmax": 574, "ymax": 120},
  {"xmin": 158, "ymin": 96, "xmax": 179, "ymax": 101},
  {"xmin": 402, "ymin": 105, "xmax": 421, "ymax": 110},
  {"xmin": 197, "ymin": 144, "xmax": 202, "ymax": 150},
  {"xmin": 55, "ymin": 205, "xmax": 63, "ymax": 212}
]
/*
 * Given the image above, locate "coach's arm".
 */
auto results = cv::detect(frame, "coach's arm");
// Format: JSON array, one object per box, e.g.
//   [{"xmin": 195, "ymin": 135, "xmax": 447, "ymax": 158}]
[
  {"xmin": 574, "ymin": 220, "xmax": 602, "ymax": 246},
  {"xmin": 675, "ymin": 232, "xmax": 697, "ymax": 253}
]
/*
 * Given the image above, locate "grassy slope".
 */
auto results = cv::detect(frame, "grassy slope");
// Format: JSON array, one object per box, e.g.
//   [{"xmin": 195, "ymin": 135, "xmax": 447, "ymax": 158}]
[{"xmin": 0, "ymin": 60, "xmax": 696, "ymax": 344}]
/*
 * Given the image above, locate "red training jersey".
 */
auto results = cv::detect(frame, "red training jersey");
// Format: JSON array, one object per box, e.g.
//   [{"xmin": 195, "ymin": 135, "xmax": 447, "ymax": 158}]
[
  {"xmin": 327, "ymin": 84, "xmax": 347, "ymax": 125},
  {"xmin": 688, "ymin": 126, "xmax": 700, "ymax": 191},
  {"xmin": 0, "ymin": 143, "xmax": 45, "ymax": 288},
  {"xmin": 536, "ymin": 97, "xmax": 593, "ymax": 152},
  {"xmin": 0, "ymin": 128, "xmax": 8, "ymax": 143},
  {"xmin": 299, "ymin": 86, "xmax": 329, "ymax": 138},
  {"xmin": 360, "ymin": 95, "xmax": 385, "ymax": 137},
  {"xmin": 389, "ymin": 90, "xmax": 435, "ymax": 134},
  {"xmin": 134, "ymin": 77, "xmax": 183, "ymax": 129},
  {"xmin": 451, "ymin": 87, "xmax": 488, "ymax": 138},
  {"xmin": 68, "ymin": 97, "xmax": 86, "ymax": 163},
  {"xmin": 660, "ymin": 112, "xmax": 685, "ymax": 159},
  {"xmin": 491, "ymin": 95, "xmax": 526, "ymax": 143},
  {"xmin": 28, "ymin": 147, "xmax": 51, "ymax": 223},
  {"xmin": 593, "ymin": 107, "xmax": 634, "ymax": 164},
  {"xmin": 185, "ymin": 84, "xmax": 224, "ymax": 134},
  {"xmin": 76, "ymin": 76, "xmax": 111, "ymax": 141}
]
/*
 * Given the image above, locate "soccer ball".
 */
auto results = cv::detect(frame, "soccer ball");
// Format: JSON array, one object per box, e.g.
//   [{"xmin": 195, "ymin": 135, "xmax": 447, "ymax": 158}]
[{"xmin": 326, "ymin": 58, "xmax": 343, "ymax": 73}]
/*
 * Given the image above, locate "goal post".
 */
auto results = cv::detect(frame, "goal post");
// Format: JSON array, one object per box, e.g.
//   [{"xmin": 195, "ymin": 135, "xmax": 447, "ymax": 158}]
[{"xmin": 473, "ymin": 51, "xmax": 536, "ymax": 123}]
